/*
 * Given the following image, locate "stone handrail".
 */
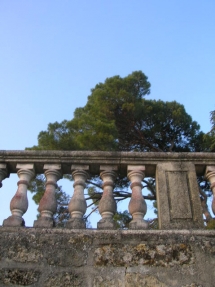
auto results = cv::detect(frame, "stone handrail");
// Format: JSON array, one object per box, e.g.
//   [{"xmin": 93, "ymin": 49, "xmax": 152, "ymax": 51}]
[{"xmin": 0, "ymin": 150, "xmax": 215, "ymax": 229}]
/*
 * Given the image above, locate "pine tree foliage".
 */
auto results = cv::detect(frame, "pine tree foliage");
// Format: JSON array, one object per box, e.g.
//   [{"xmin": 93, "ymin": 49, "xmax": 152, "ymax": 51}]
[{"xmin": 209, "ymin": 109, "xmax": 215, "ymax": 151}]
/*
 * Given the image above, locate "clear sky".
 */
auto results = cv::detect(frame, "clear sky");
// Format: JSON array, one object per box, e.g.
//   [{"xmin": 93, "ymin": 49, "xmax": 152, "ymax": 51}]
[{"xmin": 0, "ymin": 1, "xmax": 215, "ymax": 226}]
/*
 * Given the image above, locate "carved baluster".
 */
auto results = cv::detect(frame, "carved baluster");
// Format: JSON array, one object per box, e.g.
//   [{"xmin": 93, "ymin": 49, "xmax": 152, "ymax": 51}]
[
  {"xmin": 34, "ymin": 164, "xmax": 62, "ymax": 228},
  {"xmin": 0, "ymin": 164, "xmax": 9, "ymax": 188},
  {"xmin": 3, "ymin": 164, "xmax": 35, "ymax": 227},
  {"xmin": 128, "ymin": 165, "xmax": 148, "ymax": 229},
  {"xmin": 97, "ymin": 166, "xmax": 117, "ymax": 229},
  {"xmin": 66, "ymin": 165, "xmax": 89, "ymax": 229},
  {"xmin": 205, "ymin": 166, "xmax": 215, "ymax": 215}
]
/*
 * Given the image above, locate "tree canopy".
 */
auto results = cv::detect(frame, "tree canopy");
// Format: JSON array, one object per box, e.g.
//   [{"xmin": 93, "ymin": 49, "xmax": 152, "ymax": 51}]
[
  {"xmin": 27, "ymin": 71, "xmax": 213, "ymax": 227},
  {"xmin": 208, "ymin": 109, "xmax": 215, "ymax": 151},
  {"xmin": 29, "ymin": 71, "xmax": 204, "ymax": 153}
]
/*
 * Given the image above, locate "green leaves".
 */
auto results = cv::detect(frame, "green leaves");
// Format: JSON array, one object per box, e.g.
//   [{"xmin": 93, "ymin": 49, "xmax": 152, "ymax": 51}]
[
  {"xmin": 209, "ymin": 109, "xmax": 215, "ymax": 151},
  {"xmin": 134, "ymin": 100, "xmax": 202, "ymax": 152},
  {"xmin": 28, "ymin": 175, "xmax": 46, "ymax": 204},
  {"xmin": 27, "ymin": 71, "xmax": 205, "ymax": 153},
  {"xmin": 113, "ymin": 210, "xmax": 132, "ymax": 229}
]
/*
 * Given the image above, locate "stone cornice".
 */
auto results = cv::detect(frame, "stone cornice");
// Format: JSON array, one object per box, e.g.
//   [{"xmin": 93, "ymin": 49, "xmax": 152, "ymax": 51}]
[{"xmin": 0, "ymin": 150, "xmax": 215, "ymax": 176}]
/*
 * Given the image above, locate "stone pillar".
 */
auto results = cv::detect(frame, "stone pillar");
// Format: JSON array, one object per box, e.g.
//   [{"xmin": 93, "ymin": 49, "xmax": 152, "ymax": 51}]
[
  {"xmin": 66, "ymin": 165, "xmax": 89, "ymax": 229},
  {"xmin": 205, "ymin": 166, "xmax": 215, "ymax": 215},
  {"xmin": 3, "ymin": 164, "xmax": 35, "ymax": 227},
  {"xmin": 156, "ymin": 162, "xmax": 204, "ymax": 229},
  {"xmin": 0, "ymin": 163, "xmax": 9, "ymax": 188},
  {"xmin": 127, "ymin": 165, "xmax": 148, "ymax": 229},
  {"xmin": 34, "ymin": 164, "xmax": 62, "ymax": 228},
  {"xmin": 97, "ymin": 166, "xmax": 117, "ymax": 230}
]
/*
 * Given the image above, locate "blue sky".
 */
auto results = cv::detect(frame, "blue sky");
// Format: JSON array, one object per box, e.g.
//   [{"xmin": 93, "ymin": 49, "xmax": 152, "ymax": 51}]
[{"xmin": 0, "ymin": 1, "xmax": 215, "ymax": 226}]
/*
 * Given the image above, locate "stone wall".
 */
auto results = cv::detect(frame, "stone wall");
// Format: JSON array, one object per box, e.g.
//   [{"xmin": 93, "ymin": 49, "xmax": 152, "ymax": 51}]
[{"xmin": 0, "ymin": 228, "xmax": 214, "ymax": 287}]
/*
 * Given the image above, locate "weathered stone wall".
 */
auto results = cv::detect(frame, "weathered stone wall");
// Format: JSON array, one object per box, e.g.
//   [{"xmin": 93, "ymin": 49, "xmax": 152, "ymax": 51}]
[{"xmin": 0, "ymin": 228, "xmax": 214, "ymax": 286}]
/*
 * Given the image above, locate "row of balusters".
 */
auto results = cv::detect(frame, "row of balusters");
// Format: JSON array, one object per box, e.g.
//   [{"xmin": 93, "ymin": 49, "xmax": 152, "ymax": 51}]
[
  {"xmin": 0, "ymin": 164, "xmax": 149, "ymax": 229},
  {"xmin": 1, "ymin": 163, "xmax": 215, "ymax": 229}
]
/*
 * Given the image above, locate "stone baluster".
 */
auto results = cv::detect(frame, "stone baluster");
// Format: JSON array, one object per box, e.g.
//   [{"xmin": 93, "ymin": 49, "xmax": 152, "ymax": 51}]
[
  {"xmin": 97, "ymin": 166, "xmax": 117, "ymax": 229},
  {"xmin": 34, "ymin": 164, "xmax": 62, "ymax": 228},
  {"xmin": 127, "ymin": 165, "xmax": 148, "ymax": 229},
  {"xmin": 0, "ymin": 163, "xmax": 9, "ymax": 188},
  {"xmin": 3, "ymin": 164, "xmax": 35, "ymax": 227},
  {"xmin": 205, "ymin": 166, "xmax": 215, "ymax": 215},
  {"xmin": 66, "ymin": 165, "xmax": 89, "ymax": 229}
]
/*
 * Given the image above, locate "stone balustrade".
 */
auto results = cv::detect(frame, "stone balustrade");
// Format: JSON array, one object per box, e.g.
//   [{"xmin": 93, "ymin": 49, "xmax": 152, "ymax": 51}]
[{"xmin": 0, "ymin": 150, "xmax": 215, "ymax": 229}]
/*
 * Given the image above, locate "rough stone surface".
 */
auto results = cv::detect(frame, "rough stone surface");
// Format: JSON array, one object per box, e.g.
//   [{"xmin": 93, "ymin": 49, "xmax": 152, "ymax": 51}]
[
  {"xmin": 0, "ymin": 228, "xmax": 215, "ymax": 287},
  {"xmin": 129, "ymin": 219, "xmax": 148, "ymax": 230},
  {"xmin": 156, "ymin": 162, "xmax": 204, "ymax": 229},
  {"xmin": 125, "ymin": 273, "xmax": 167, "ymax": 287},
  {"xmin": 1, "ymin": 150, "xmax": 215, "ymax": 176},
  {"xmin": 94, "ymin": 242, "xmax": 193, "ymax": 267},
  {"xmin": 66, "ymin": 218, "xmax": 86, "ymax": 229},
  {"xmin": 0, "ymin": 268, "xmax": 40, "ymax": 286},
  {"xmin": 97, "ymin": 218, "xmax": 117, "ymax": 230},
  {"xmin": 93, "ymin": 275, "xmax": 123, "ymax": 287},
  {"xmin": 44, "ymin": 271, "xmax": 83, "ymax": 287},
  {"xmin": 33, "ymin": 217, "xmax": 55, "ymax": 228}
]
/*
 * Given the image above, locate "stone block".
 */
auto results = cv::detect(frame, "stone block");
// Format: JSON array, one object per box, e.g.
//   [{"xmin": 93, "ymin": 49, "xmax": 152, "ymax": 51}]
[
  {"xmin": 100, "ymin": 165, "xmax": 118, "ymax": 171},
  {"xmin": 156, "ymin": 162, "xmax": 204, "ymax": 229},
  {"xmin": 16, "ymin": 163, "xmax": 34, "ymax": 170},
  {"xmin": 93, "ymin": 274, "xmax": 123, "ymax": 287},
  {"xmin": 0, "ymin": 163, "xmax": 7, "ymax": 169},
  {"xmin": 3, "ymin": 215, "xmax": 25, "ymax": 227},
  {"xmin": 44, "ymin": 271, "xmax": 83, "ymax": 287},
  {"xmin": 66, "ymin": 218, "xmax": 86, "ymax": 229},
  {"xmin": 97, "ymin": 218, "xmax": 117, "ymax": 230},
  {"xmin": 127, "ymin": 165, "xmax": 145, "ymax": 172},
  {"xmin": 125, "ymin": 274, "xmax": 167, "ymax": 287},
  {"xmin": 45, "ymin": 234, "xmax": 91, "ymax": 267},
  {"xmin": 94, "ymin": 242, "xmax": 194, "ymax": 267},
  {"xmin": 43, "ymin": 163, "xmax": 61, "ymax": 170},
  {"xmin": 0, "ymin": 269, "xmax": 40, "ymax": 286},
  {"xmin": 129, "ymin": 219, "xmax": 148, "ymax": 230},
  {"xmin": 71, "ymin": 164, "xmax": 89, "ymax": 170},
  {"xmin": 34, "ymin": 217, "xmax": 55, "ymax": 228}
]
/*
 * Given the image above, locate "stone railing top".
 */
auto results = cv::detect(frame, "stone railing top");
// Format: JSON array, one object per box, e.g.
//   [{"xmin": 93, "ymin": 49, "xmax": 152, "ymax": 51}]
[{"xmin": 1, "ymin": 150, "xmax": 215, "ymax": 176}]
